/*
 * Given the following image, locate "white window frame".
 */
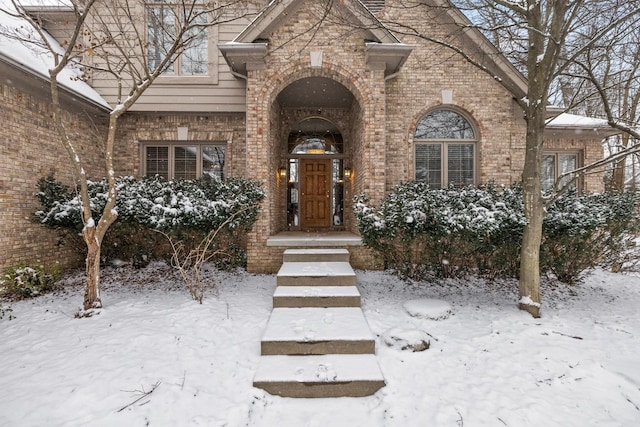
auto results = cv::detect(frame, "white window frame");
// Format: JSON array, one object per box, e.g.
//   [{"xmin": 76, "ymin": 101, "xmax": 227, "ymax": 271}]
[
  {"xmin": 414, "ymin": 109, "xmax": 478, "ymax": 188},
  {"xmin": 146, "ymin": 2, "xmax": 218, "ymax": 84},
  {"xmin": 142, "ymin": 142, "xmax": 226, "ymax": 180}
]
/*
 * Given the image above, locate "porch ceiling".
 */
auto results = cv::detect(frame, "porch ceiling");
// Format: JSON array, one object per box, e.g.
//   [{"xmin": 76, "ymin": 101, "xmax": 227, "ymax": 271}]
[{"xmin": 277, "ymin": 77, "xmax": 355, "ymax": 109}]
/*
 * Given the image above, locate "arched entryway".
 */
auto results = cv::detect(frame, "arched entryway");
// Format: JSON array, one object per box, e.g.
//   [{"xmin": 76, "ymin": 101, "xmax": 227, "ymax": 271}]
[{"xmin": 275, "ymin": 76, "xmax": 357, "ymax": 231}]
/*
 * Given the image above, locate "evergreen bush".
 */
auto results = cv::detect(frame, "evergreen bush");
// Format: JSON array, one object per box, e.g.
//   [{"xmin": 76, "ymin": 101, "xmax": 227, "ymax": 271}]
[
  {"xmin": 355, "ymin": 183, "xmax": 639, "ymax": 283},
  {"xmin": 542, "ymin": 190, "xmax": 640, "ymax": 283},
  {"xmin": 0, "ymin": 265, "xmax": 58, "ymax": 299},
  {"xmin": 35, "ymin": 175, "xmax": 265, "ymax": 268}
]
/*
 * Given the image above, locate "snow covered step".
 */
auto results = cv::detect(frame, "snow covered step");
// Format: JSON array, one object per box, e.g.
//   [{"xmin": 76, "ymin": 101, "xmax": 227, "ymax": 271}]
[
  {"xmin": 273, "ymin": 286, "xmax": 361, "ymax": 308},
  {"xmin": 276, "ymin": 261, "xmax": 356, "ymax": 286},
  {"xmin": 261, "ymin": 307, "xmax": 375, "ymax": 355},
  {"xmin": 253, "ymin": 354, "xmax": 385, "ymax": 398},
  {"xmin": 282, "ymin": 248, "xmax": 350, "ymax": 263}
]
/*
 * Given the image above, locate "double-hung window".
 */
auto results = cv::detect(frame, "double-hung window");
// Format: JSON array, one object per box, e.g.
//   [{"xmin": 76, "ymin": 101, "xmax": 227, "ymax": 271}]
[
  {"xmin": 144, "ymin": 143, "xmax": 226, "ymax": 180},
  {"xmin": 414, "ymin": 109, "xmax": 477, "ymax": 188},
  {"xmin": 541, "ymin": 151, "xmax": 580, "ymax": 192},
  {"xmin": 147, "ymin": 2, "xmax": 209, "ymax": 76}
]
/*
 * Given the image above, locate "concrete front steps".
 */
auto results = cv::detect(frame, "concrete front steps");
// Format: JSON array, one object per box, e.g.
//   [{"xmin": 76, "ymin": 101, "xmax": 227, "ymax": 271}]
[{"xmin": 253, "ymin": 249, "xmax": 385, "ymax": 398}]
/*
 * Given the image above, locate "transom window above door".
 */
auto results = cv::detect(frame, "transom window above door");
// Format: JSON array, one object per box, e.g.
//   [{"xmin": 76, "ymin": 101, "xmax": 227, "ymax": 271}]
[
  {"xmin": 143, "ymin": 143, "xmax": 225, "ymax": 180},
  {"xmin": 288, "ymin": 117, "xmax": 343, "ymax": 154},
  {"xmin": 414, "ymin": 109, "xmax": 477, "ymax": 188}
]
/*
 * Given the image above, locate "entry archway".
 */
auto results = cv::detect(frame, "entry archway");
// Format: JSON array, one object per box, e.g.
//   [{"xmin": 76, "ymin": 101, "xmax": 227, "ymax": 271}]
[{"xmin": 274, "ymin": 75, "xmax": 357, "ymax": 231}]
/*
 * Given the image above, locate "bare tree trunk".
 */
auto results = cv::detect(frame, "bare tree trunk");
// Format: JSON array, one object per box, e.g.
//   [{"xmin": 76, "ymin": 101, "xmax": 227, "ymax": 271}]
[
  {"xmin": 519, "ymin": 150, "xmax": 544, "ymax": 317},
  {"xmin": 612, "ymin": 159, "xmax": 626, "ymax": 190},
  {"xmin": 612, "ymin": 133, "xmax": 631, "ymax": 190},
  {"xmin": 83, "ymin": 229, "xmax": 103, "ymax": 310},
  {"xmin": 519, "ymin": 118, "xmax": 544, "ymax": 318}
]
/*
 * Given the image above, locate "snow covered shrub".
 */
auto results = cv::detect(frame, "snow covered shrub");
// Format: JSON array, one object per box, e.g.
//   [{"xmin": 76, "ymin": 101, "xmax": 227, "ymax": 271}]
[
  {"xmin": 0, "ymin": 265, "xmax": 58, "ymax": 299},
  {"xmin": 355, "ymin": 183, "xmax": 526, "ymax": 280},
  {"xmin": 356, "ymin": 183, "xmax": 639, "ymax": 283},
  {"xmin": 542, "ymin": 191, "xmax": 640, "ymax": 284},
  {"xmin": 35, "ymin": 175, "xmax": 265, "ymax": 268}
]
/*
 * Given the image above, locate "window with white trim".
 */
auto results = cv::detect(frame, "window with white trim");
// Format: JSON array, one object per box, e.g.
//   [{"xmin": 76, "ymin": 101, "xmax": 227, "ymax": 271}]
[
  {"xmin": 143, "ymin": 143, "xmax": 225, "ymax": 180},
  {"xmin": 414, "ymin": 109, "xmax": 477, "ymax": 187},
  {"xmin": 541, "ymin": 151, "xmax": 580, "ymax": 191},
  {"xmin": 147, "ymin": 2, "xmax": 209, "ymax": 76}
]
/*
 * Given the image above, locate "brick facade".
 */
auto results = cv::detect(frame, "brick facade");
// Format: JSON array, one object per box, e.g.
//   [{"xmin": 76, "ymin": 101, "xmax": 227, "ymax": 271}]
[
  {"xmin": 235, "ymin": 0, "xmax": 607, "ymax": 272},
  {"xmin": 113, "ymin": 113, "xmax": 247, "ymax": 178},
  {"xmin": 0, "ymin": 83, "xmax": 106, "ymax": 271},
  {"xmin": 1, "ymin": 0, "xmax": 608, "ymax": 273}
]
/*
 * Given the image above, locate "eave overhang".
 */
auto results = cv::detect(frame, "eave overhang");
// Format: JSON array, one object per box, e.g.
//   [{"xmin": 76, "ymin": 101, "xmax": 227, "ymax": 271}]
[
  {"xmin": 218, "ymin": 42, "xmax": 269, "ymax": 77},
  {"xmin": 219, "ymin": 0, "xmax": 411, "ymax": 78},
  {"xmin": 545, "ymin": 113, "xmax": 622, "ymax": 139},
  {"xmin": 365, "ymin": 42, "xmax": 414, "ymax": 77}
]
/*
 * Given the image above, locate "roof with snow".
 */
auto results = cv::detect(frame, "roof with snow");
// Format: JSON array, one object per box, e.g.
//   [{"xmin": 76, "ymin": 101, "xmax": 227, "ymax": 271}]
[
  {"xmin": 546, "ymin": 113, "xmax": 620, "ymax": 138},
  {"xmin": 547, "ymin": 113, "xmax": 609, "ymax": 129},
  {"xmin": 0, "ymin": 0, "xmax": 110, "ymax": 110}
]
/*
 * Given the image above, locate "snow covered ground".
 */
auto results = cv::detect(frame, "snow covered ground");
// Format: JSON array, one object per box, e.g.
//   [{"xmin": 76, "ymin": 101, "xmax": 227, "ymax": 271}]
[{"xmin": 1, "ymin": 263, "xmax": 639, "ymax": 426}]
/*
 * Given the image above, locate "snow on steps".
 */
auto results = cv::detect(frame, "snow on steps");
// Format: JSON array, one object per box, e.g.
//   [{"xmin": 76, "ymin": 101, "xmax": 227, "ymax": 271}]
[
  {"xmin": 261, "ymin": 307, "xmax": 375, "ymax": 355},
  {"xmin": 253, "ymin": 354, "xmax": 385, "ymax": 398},
  {"xmin": 253, "ymin": 248, "xmax": 385, "ymax": 398},
  {"xmin": 277, "ymin": 261, "xmax": 356, "ymax": 286},
  {"xmin": 273, "ymin": 285, "xmax": 361, "ymax": 308},
  {"xmin": 282, "ymin": 248, "xmax": 350, "ymax": 263}
]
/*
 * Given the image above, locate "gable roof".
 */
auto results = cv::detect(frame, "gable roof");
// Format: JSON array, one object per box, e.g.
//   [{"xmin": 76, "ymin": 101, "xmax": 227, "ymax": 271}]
[
  {"xmin": 234, "ymin": 0, "xmax": 400, "ymax": 44},
  {"xmin": 425, "ymin": 0, "xmax": 528, "ymax": 99},
  {"xmin": 220, "ymin": 0, "xmax": 414, "ymax": 78}
]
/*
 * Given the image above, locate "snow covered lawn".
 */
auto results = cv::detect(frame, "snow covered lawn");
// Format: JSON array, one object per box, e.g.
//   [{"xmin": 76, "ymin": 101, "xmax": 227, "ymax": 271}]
[{"xmin": 1, "ymin": 264, "xmax": 639, "ymax": 426}]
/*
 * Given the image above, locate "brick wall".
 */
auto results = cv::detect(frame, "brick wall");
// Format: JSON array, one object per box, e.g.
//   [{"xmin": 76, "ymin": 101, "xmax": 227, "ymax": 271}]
[
  {"xmin": 0, "ymin": 83, "xmax": 106, "ymax": 271},
  {"xmin": 242, "ymin": 1, "xmax": 388, "ymax": 272},
  {"xmin": 114, "ymin": 113, "xmax": 247, "ymax": 178},
  {"xmin": 382, "ymin": 1, "xmax": 604, "ymax": 191},
  {"xmin": 544, "ymin": 134, "xmax": 605, "ymax": 192},
  {"xmin": 382, "ymin": 1, "xmax": 525, "ymax": 189}
]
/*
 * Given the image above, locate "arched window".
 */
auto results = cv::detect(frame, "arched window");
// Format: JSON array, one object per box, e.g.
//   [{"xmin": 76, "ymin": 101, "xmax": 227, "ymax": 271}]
[{"xmin": 414, "ymin": 109, "xmax": 477, "ymax": 187}]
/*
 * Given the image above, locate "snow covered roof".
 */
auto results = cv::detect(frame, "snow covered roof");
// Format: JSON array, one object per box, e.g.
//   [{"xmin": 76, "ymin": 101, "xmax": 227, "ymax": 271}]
[
  {"xmin": 0, "ymin": 0, "xmax": 110, "ymax": 110},
  {"xmin": 547, "ymin": 113, "xmax": 610, "ymax": 129},
  {"xmin": 545, "ymin": 112, "xmax": 620, "ymax": 139}
]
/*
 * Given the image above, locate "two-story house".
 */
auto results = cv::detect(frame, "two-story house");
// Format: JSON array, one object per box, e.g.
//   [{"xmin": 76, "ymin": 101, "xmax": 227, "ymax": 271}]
[{"xmin": 0, "ymin": 0, "xmax": 616, "ymax": 272}]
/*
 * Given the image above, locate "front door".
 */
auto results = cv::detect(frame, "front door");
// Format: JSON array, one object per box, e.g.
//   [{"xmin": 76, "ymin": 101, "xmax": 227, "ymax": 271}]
[{"xmin": 300, "ymin": 159, "xmax": 331, "ymax": 227}]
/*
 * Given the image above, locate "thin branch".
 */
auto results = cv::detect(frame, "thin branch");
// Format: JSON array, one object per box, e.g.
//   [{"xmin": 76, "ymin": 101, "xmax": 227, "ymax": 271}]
[{"xmin": 117, "ymin": 381, "xmax": 161, "ymax": 413}]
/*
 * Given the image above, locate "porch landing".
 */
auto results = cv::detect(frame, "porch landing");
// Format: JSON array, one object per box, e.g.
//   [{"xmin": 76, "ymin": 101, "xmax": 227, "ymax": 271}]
[{"xmin": 266, "ymin": 231, "xmax": 362, "ymax": 247}]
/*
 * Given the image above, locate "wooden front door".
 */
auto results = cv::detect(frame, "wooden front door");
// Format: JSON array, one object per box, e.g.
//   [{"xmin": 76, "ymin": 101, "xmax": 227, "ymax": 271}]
[{"xmin": 300, "ymin": 159, "xmax": 332, "ymax": 228}]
